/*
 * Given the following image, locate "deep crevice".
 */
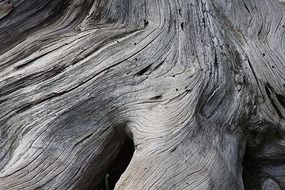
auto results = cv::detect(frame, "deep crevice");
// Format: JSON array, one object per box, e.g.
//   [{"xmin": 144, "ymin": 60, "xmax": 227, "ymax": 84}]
[
  {"xmin": 276, "ymin": 93, "xmax": 285, "ymax": 108},
  {"xmin": 150, "ymin": 95, "xmax": 162, "ymax": 100},
  {"xmin": 99, "ymin": 135, "xmax": 134, "ymax": 190},
  {"xmin": 243, "ymin": 126, "xmax": 285, "ymax": 190},
  {"xmin": 265, "ymin": 84, "xmax": 283, "ymax": 119},
  {"xmin": 135, "ymin": 64, "xmax": 152, "ymax": 76}
]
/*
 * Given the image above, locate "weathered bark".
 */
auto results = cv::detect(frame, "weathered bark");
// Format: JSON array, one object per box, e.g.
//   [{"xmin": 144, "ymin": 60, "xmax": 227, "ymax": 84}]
[{"xmin": 0, "ymin": 0, "xmax": 285, "ymax": 189}]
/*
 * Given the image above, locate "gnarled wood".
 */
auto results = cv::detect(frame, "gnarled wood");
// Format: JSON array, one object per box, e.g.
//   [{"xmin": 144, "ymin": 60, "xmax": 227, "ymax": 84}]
[{"xmin": 0, "ymin": 0, "xmax": 285, "ymax": 189}]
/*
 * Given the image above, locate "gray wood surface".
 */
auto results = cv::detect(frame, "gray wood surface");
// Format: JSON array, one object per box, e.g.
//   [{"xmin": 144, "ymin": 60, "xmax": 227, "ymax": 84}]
[{"xmin": 0, "ymin": 0, "xmax": 285, "ymax": 189}]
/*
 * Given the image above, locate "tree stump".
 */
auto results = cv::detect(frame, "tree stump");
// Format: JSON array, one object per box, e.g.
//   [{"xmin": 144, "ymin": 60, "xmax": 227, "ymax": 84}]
[{"xmin": 0, "ymin": 0, "xmax": 285, "ymax": 189}]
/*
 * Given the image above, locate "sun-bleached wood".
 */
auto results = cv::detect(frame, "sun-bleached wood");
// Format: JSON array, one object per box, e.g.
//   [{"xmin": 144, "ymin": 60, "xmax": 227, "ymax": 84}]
[{"xmin": 0, "ymin": 0, "xmax": 285, "ymax": 189}]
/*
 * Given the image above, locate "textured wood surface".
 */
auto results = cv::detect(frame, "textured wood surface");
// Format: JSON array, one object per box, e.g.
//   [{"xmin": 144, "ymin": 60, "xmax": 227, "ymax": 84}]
[{"xmin": 0, "ymin": 0, "xmax": 285, "ymax": 189}]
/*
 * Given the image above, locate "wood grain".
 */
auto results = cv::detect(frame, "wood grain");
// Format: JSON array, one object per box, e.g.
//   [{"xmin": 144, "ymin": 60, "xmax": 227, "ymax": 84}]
[{"xmin": 0, "ymin": 0, "xmax": 285, "ymax": 189}]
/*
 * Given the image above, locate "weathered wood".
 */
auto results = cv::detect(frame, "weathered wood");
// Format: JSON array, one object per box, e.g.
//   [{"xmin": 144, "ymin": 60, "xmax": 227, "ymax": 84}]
[{"xmin": 0, "ymin": 0, "xmax": 285, "ymax": 189}]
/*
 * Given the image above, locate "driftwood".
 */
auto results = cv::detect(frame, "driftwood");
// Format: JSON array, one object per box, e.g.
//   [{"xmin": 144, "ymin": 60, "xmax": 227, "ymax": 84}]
[{"xmin": 0, "ymin": 0, "xmax": 285, "ymax": 189}]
